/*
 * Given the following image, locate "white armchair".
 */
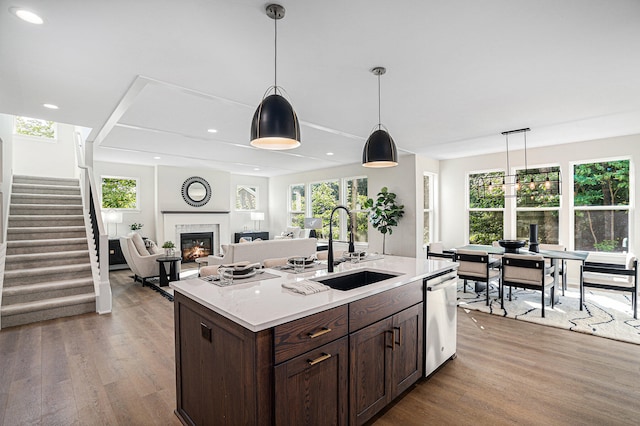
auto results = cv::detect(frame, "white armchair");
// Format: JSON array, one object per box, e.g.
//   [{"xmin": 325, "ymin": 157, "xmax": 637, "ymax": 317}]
[{"xmin": 120, "ymin": 234, "xmax": 167, "ymax": 285}]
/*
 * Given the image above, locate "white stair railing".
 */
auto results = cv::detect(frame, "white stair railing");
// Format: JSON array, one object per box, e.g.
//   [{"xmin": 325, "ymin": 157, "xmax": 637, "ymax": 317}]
[{"xmin": 75, "ymin": 131, "xmax": 111, "ymax": 313}]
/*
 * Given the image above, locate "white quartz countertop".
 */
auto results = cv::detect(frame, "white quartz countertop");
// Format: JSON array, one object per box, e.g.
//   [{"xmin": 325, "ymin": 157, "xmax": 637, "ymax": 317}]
[{"xmin": 170, "ymin": 255, "xmax": 457, "ymax": 332}]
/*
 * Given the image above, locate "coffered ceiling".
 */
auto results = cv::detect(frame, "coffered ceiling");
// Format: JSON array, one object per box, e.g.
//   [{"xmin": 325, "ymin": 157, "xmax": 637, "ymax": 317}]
[{"xmin": 2, "ymin": 0, "xmax": 640, "ymax": 176}]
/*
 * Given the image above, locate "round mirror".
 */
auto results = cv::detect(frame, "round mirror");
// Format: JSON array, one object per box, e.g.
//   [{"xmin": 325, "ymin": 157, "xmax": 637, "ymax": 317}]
[
  {"xmin": 182, "ymin": 176, "xmax": 211, "ymax": 207},
  {"xmin": 187, "ymin": 182, "xmax": 206, "ymax": 201}
]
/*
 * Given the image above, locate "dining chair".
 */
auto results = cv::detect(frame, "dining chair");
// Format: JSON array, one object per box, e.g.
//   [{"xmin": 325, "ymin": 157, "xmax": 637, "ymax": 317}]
[
  {"xmin": 455, "ymin": 249, "xmax": 500, "ymax": 305},
  {"xmin": 539, "ymin": 243, "xmax": 567, "ymax": 295},
  {"xmin": 580, "ymin": 253, "xmax": 638, "ymax": 319},
  {"xmin": 199, "ymin": 264, "xmax": 219, "ymax": 277},
  {"xmin": 427, "ymin": 242, "xmax": 454, "ymax": 260},
  {"xmin": 263, "ymin": 257, "xmax": 289, "ymax": 268},
  {"xmin": 501, "ymin": 253, "xmax": 555, "ymax": 318}
]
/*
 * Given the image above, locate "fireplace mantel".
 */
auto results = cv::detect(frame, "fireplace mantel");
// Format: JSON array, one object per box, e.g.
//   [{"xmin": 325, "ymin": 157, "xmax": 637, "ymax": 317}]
[{"xmin": 161, "ymin": 212, "xmax": 230, "ymax": 256}]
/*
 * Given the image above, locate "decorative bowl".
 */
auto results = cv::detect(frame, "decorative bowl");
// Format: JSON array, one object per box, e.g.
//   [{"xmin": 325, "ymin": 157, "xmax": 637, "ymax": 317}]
[{"xmin": 498, "ymin": 239, "xmax": 527, "ymax": 253}]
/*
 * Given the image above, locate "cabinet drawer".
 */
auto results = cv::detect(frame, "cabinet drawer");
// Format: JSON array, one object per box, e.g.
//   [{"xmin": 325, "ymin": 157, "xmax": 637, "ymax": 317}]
[
  {"xmin": 274, "ymin": 305, "xmax": 348, "ymax": 364},
  {"xmin": 349, "ymin": 279, "xmax": 423, "ymax": 332}
]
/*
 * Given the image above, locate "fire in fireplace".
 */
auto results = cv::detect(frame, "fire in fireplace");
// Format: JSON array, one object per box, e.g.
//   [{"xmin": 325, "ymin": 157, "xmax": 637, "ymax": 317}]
[{"xmin": 180, "ymin": 232, "xmax": 213, "ymax": 263}]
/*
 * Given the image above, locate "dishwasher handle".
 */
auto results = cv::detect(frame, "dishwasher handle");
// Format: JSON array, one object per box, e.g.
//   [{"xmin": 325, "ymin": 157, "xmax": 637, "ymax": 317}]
[{"xmin": 426, "ymin": 276, "xmax": 458, "ymax": 292}]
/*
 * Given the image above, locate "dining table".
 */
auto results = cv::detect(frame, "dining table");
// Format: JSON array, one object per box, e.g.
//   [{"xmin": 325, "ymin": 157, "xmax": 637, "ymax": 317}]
[{"xmin": 456, "ymin": 244, "xmax": 589, "ymax": 303}]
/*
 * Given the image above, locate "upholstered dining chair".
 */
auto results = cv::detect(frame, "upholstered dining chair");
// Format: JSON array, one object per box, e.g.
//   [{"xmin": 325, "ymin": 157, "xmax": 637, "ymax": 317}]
[
  {"xmin": 539, "ymin": 243, "xmax": 567, "ymax": 295},
  {"xmin": 262, "ymin": 257, "xmax": 289, "ymax": 268},
  {"xmin": 580, "ymin": 253, "xmax": 638, "ymax": 319},
  {"xmin": 427, "ymin": 242, "xmax": 454, "ymax": 260},
  {"xmin": 501, "ymin": 253, "xmax": 555, "ymax": 318},
  {"xmin": 455, "ymin": 249, "xmax": 500, "ymax": 305},
  {"xmin": 199, "ymin": 264, "xmax": 219, "ymax": 277}
]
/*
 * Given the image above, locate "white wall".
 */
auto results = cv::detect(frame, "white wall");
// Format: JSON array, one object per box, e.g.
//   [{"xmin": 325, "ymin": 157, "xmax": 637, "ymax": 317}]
[
  {"xmin": 230, "ymin": 174, "xmax": 269, "ymax": 235},
  {"xmin": 93, "ymin": 161, "xmax": 157, "ymax": 241},
  {"xmin": 269, "ymin": 154, "xmax": 420, "ymax": 257},
  {"xmin": 0, "ymin": 114, "xmax": 14, "ymax": 244},
  {"xmin": 12, "ymin": 122, "xmax": 77, "ymax": 178},
  {"xmin": 439, "ymin": 134, "xmax": 640, "ymax": 257}
]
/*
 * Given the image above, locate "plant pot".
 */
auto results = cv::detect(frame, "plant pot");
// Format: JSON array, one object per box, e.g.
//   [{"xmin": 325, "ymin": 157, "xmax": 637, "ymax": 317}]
[{"xmin": 165, "ymin": 248, "xmax": 175, "ymax": 257}]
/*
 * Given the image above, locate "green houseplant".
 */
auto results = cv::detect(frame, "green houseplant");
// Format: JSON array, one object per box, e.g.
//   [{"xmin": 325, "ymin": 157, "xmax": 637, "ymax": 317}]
[
  {"xmin": 130, "ymin": 222, "xmax": 143, "ymax": 232},
  {"xmin": 364, "ymin": 187, "xmax": 405, "ymax": 254},
  {"xmin": 162, "ymin": 241, "xmax": 176, "ymax": 257}
]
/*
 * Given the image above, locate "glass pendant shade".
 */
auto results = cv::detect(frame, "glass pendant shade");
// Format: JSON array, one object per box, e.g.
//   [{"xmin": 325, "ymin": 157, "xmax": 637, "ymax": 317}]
[
  {"xmin": 250, "ymin": 93, "xmax": 300, "ymax": 149},
  {"xmin": 362, "ymin": 129, "xmax": 398, "ymax": 168}
]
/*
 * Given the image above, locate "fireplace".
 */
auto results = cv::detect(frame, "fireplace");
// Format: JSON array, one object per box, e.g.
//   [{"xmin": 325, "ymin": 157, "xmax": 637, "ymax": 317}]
[{"xmin": 180, "ymin": 232, "xmax": 213, "ymax": 263}]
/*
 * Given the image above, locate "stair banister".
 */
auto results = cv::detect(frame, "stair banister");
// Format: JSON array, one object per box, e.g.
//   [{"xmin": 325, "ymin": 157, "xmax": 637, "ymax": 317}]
[{"xmin": 75, "ymin": 132, "xmax": 111, "ymax": 314}]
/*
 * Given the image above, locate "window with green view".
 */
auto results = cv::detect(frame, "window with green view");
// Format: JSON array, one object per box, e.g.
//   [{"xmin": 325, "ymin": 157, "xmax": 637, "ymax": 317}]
[
  {"xmin": 573, "ymin": 160, "xmax": 629, "ymax": 252},
  {"xmin": 468, "ymin": 171, "xmax": 504, "ymax": 244},
  {"xmin": 101, "ymin": 177, "xmax": 138, "ymax": 209}
]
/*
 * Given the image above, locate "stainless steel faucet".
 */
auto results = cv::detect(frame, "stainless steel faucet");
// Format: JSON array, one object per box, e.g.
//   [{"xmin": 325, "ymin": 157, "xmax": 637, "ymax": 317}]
[{"xmin": 327, "ymin": 205, "xmax": 355, "ymax": 272}]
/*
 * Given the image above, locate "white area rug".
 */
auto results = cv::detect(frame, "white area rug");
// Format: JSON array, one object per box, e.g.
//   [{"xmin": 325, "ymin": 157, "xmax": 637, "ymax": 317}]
[{"xmin": 458, "ymin": 282, "xmax": 640, "ymax": 345}]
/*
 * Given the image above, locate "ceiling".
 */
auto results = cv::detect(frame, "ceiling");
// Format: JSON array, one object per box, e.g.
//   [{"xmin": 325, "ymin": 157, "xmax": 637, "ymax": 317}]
[{"xmin": 2, "ymin": 0, "xmax": 640, "ymax": 177}]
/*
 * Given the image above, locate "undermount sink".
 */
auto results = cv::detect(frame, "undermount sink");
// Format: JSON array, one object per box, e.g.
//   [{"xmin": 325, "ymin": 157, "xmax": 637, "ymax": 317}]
[{"xmin": 313, "ymin": 269, "xmax": 401, "ymax": 291}]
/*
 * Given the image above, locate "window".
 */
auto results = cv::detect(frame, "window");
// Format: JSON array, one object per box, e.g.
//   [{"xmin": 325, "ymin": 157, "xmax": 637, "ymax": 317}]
[
  {"xmin": 515, "ymin": 166, "xmax": 561, "ymax": 244},
  {"xmin": 14, "ymin": 116, "xmax": 56, "ymax": 139},
  {"xmin": 288, "ymin": 177, "xmax": 368, "ymax": 242},
  {"xmin": 101, "ymin": 177, "xmax": 138, "ymax": 209},
  {"xmin": 423, "ymin": 174, "xmax": 434, "ymax": 244},
  {"xmin": 288, "ymin": 184, "xmax": 305, "ymax": 228},
  {"xmin": 468, "ymin": 171, "xmax": 504, "ymax": 244},
  {"xmin": 236, "ymin": 185, "xmax": 258, "ymax": 210},
  {"xmin": 573, "ymin": 160, "xmax": 630, "ymax": 252},
  {"xmin": 311, "ymin": 180, "xmax": 340, "ymax": 239},
  {"xmin": 345, "ymin": 177, "xmax": 368, "ymax": 243}
]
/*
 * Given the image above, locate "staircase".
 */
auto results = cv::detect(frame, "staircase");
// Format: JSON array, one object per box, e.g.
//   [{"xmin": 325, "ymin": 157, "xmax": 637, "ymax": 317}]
[{"xmin": 1, "ymin": 175, "xmax": 96, "ymax": 328}]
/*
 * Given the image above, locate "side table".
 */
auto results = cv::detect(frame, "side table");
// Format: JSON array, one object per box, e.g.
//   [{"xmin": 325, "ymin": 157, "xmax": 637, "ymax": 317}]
[{"xmin": 157, "ymin": 256, "xmax": 181, "ymax": 287}]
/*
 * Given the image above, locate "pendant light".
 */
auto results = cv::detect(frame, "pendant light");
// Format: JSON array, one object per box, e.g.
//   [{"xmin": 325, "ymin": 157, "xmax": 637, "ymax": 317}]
[
  {"xmin": 250, "ymin": 4, "xmax": 300, "ymax": 150},
  {"xmin": 362, "ymin": 66, "xmax": 398, "ymax": 168}
]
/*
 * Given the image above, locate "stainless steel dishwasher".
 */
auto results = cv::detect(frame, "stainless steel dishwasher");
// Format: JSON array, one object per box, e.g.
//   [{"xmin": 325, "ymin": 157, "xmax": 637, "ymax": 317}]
[{"xmin": 424, "ymin": 269, "xmax": 458, "ymax": 377}]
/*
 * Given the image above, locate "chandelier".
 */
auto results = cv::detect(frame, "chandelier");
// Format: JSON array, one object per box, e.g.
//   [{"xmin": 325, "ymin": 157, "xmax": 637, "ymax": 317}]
[{"xmin": 473, "ymin": 128, "xmax": 562, "ymax": 199}]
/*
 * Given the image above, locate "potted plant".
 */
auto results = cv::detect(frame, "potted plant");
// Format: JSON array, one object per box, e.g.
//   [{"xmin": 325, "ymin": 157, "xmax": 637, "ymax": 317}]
[
  {"xmin": 130, "ymin": 223, "xmax": 143, "ymax": 233},
  {"xmin": 364, "ymin": 187, "xmax": 405, "ymax": 255},
  {"xmin": 162, "ymin": 241, "xmax": 176, "ymax": 257}
]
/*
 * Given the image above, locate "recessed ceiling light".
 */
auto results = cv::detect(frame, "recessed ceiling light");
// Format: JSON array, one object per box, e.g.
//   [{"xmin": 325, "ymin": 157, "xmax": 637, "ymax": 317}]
[
  {"xmin": 253, "ymin": 168, "xmax": 260, "ymax": 171},
  {"xmin": 153, "ymin": 156, "xmax": 161, "ymax": 160},
  {"xmin": 10, "ymin": 7, "xmax": 44, "ymax": 25},
  {"xmin": 207, "ymin": 128, "xmax": 218, "ymax": 133},
  {"xmin": 43, "ymin": 103, "xmax": 58, "ymax": 109},
  {"xmin": 326, "ymin": 152, "xmax": 334, "ymax": 156}
]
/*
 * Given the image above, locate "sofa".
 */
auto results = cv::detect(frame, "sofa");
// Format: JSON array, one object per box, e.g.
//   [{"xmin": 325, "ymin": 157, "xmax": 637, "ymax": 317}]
[
  {"xmin": 202, "ymin": 238, "xmax": 318, "ymax": 266},
  {"xmin": 120, "ymin": 234, "xmax": 167, "ymax": 285}
]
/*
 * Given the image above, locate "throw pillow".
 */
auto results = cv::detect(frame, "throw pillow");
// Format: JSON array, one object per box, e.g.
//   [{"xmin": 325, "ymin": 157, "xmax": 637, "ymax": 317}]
[
  {"xmin": 131, "ymin": 232, "xmax": 148, "ymax": 257},
  {"xmin": 221, "ymin": 244, "xmax": 228, "ymax": 255},
  {"xmin": 147, "ymin": 241, "xmax": 162, "ymax": 255}
]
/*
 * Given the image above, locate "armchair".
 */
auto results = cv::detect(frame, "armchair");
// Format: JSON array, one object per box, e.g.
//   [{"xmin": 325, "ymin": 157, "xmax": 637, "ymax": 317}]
[
  {"xmin": 580, "ymin": 254, "xmax": 637, "ymax": 319},
  {"xmin": 120, "ymin": 234, "xmax": 167, "ymax": 285},
  {"xmin": 501, "ymin": 254, "xmax": 555, "ymax": 318}
]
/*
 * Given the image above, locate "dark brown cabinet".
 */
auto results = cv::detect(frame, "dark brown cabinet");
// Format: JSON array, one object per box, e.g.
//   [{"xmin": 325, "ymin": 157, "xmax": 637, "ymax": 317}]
[
  {"xmin": 174, "ymin": 279, "xmax": 425, "ymax": 426},
  {"xmin": 174, "ymin": 292, "xmax": 273, "ymax": 426},
  {"xmin": 275, "ymin": 337, "xmax": 349, "ymax": 426},
  {"xmin": 349, "ymin": 303, "xmax": 423, "ymax": 426}
]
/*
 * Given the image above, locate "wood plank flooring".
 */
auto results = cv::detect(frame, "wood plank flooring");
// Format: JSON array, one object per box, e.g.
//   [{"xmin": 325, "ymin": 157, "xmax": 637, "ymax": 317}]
[{"xmin": 1, "ymin": 267, "xmax": 639, "ymax": 425}]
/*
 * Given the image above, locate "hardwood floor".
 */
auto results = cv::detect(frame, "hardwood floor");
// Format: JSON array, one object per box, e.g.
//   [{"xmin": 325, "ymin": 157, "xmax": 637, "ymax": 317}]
[{"xmin": 1, "ymin": 267, "xmax": 639, "ymax": 425}]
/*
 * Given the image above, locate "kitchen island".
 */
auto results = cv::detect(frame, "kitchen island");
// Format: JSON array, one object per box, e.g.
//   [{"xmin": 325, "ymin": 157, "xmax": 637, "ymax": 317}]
[{"xmin": 171, "ymin": 255, "xmax": 457, "ymax": 426}]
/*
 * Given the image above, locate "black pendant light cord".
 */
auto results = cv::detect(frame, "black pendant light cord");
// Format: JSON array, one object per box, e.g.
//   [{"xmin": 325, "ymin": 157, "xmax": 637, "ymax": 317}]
[
  {"xmin": 274, "ymin": 14, "xmax": 278, "ymax": 94},
  {"xmin": 377, "ymin": 72, "xmax": 382, "ymax": 130}
]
